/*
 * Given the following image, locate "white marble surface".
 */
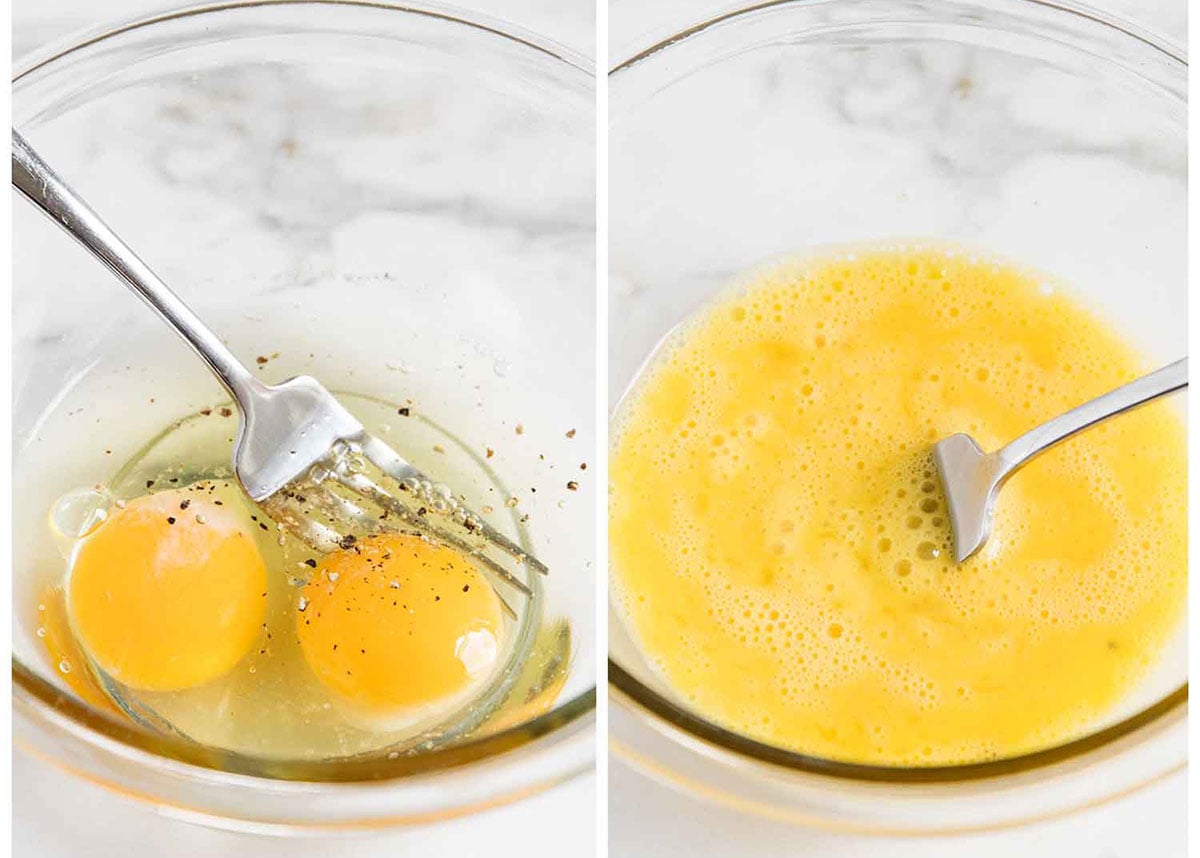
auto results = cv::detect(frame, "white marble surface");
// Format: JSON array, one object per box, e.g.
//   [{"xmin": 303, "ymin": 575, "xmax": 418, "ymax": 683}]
[
  {"xmin": 611, "ymin": 757, "xmax": 1184, "ymax": 858},
  {"xmin": 14, "ymin": 750, "xmax": 595, "ymax": 858},
  {"xmin": 607, "ymin": 1, "xmax": 1187, "ymax": 857}
]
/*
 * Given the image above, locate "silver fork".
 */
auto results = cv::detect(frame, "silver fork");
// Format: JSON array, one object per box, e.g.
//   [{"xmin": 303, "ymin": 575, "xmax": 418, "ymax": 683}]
[
  {"xmin": 933, "ymin": 357, "xmax": 1187, "ymax": 563},
  {"xmin": 12, "ymin": 129, "xmax": 545, "ymax": 613}
]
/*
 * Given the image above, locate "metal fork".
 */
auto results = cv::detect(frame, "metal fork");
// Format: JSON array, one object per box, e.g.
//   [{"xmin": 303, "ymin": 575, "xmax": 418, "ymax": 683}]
[
  {"xmin": 933, "ymin": 357, "xmax": 1187, "ymax": 563},
  {"xmin": 12, "ymin": 129, "xmax": 545, "ymax": 612}
]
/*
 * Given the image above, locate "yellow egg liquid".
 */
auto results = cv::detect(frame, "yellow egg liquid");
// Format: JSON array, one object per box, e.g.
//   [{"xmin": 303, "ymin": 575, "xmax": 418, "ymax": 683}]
[
  {"xmin": 35, "ymin": 394, "xmax": 568, "ymax": 761},
  {"xmin": 610, "ymin": 246, "xmax": 1186, "ymax": 765}
]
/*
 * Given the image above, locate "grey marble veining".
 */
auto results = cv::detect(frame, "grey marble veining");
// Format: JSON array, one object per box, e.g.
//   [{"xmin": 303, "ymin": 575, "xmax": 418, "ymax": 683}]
[{"xmin": 609, "ymin": 5, "xmax": 1185, "ymax": 407}]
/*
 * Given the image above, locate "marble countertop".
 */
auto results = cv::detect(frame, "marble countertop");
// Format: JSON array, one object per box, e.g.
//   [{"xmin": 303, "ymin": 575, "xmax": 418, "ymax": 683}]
[{"xmin": 611, "ymin": 759, "xmax": 1185, "ymax": 858}]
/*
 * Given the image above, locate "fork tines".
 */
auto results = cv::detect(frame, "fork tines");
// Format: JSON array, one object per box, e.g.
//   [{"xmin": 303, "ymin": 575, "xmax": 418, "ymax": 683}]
[{"xmin": 261, "ymin": 433, "xmax": 546, "ymax": 617}]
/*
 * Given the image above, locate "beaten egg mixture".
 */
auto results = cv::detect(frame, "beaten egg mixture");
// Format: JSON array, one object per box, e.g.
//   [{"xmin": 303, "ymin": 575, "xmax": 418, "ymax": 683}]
[{"xmin": 610, "ymin": 246, "xmax": 1185, "ymax": 765}]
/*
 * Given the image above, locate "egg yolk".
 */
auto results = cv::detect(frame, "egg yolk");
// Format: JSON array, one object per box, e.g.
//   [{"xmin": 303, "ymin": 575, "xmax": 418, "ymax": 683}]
[
  {"xmin": 67, "ymin": 490, "xmax": 267, "ymax": 692},
  {"xmin": 296, "ymin": 533, "xmax": 504, "ymax": 726}
]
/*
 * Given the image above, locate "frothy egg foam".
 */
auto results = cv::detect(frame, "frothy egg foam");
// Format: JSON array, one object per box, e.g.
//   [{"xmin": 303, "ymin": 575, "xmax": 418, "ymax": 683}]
[{"xmin": 610, "ymin": 245, "xmax": 1186, "ymax": 766}]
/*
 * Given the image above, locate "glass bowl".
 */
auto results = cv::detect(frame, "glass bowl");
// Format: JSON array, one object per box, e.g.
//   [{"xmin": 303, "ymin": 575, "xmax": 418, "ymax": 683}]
[
  {"xmin": 13, "ymin": 0, "xmax": 595, "ymax": 833},
  {"xmin": 609, "ymin": 0, "xmax": 1185, "ymax": 834}
]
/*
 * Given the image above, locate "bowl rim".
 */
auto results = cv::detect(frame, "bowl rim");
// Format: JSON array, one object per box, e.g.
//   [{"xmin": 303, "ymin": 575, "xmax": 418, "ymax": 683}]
[
  {"xmin": 12, "ymin": 0, "xmax": 596, "ymax": 788},
  {"xmin": 15, "ymin": 0, "xmax": 594, "ymax": 80},
  {"xmin": 610, "ymin": 0, "xmax": 1185, "ymax": 74},
  {"xmin": 607, "ymin": 0, "xmax": 1188, "ymax": 785}
]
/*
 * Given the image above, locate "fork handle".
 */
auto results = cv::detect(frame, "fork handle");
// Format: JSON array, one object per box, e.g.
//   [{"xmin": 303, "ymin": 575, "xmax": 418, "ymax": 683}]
[
  {"xmin": 12, "ymin": 128, "xmax": 264, "ymax": 405},
  {"xmin": 994, "ymin": 357, "xmax": 1188, "ymax": 477}
]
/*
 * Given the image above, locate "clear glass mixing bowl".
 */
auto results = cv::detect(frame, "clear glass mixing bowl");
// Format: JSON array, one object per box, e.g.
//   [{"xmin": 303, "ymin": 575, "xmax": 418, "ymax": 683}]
[
  {"xmin": 609, "ymin": 0, "xmax": 1185, "ymax": 834},
  {"xmin": 13, "ymin": 0, "xmax": 594, "ymax": 833}
]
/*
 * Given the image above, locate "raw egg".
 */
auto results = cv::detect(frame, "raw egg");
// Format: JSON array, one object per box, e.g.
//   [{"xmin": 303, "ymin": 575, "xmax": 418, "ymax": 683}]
[
  {"xmin": 67, "ymin": 489, "xmax": 267, "ymax": 692},
  {"xmin": 296, "ymin": 533, "xmax": 504, "ymax": 728}
]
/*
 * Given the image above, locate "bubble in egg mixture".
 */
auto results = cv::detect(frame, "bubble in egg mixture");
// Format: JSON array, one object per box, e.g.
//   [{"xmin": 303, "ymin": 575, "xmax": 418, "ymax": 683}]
[{"xmin": 610, "ymin": 245, "xmax": 1186, "ymax": 766}]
